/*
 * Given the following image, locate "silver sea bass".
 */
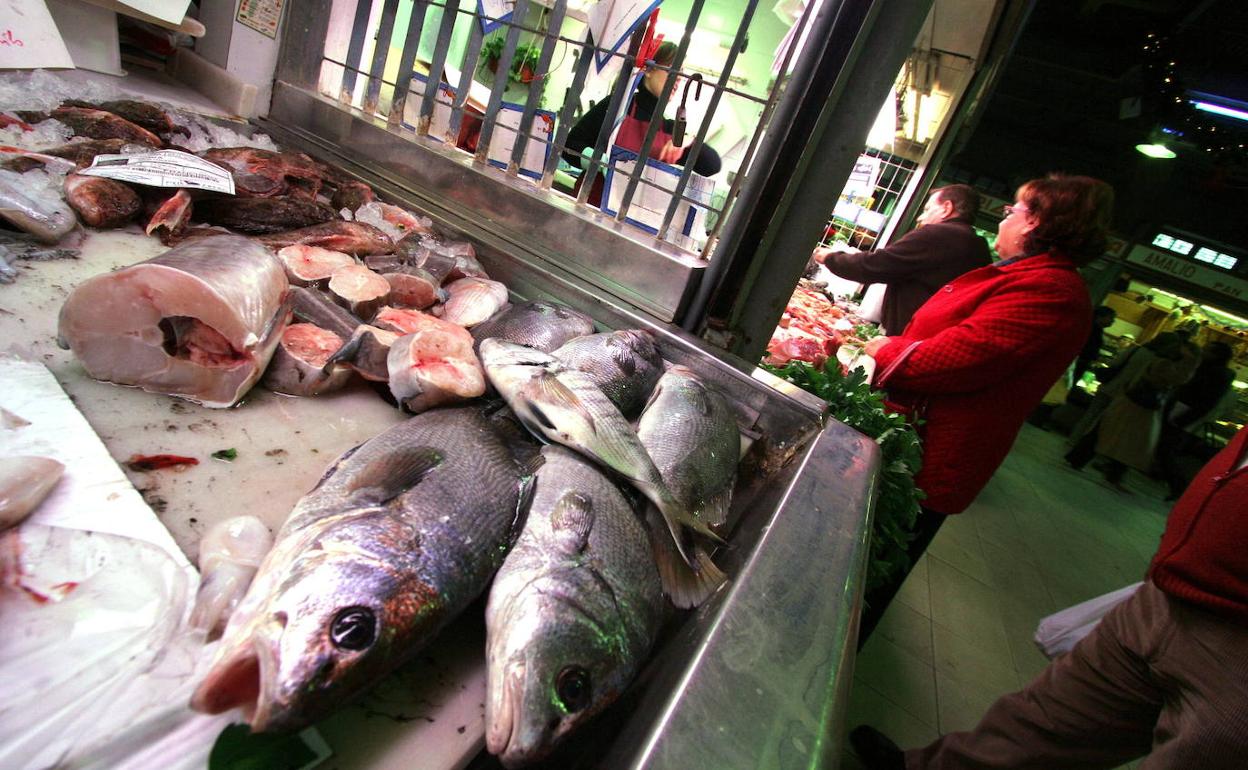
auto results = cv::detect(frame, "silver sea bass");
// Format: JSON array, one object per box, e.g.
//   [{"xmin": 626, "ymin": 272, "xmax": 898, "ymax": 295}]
[
  {"xmin": 190, "ymin": 407, "xmax": 530, "ymax": 732},
  {"xmin": 485, "ymin": 445, "xmax": 664, "ymax": 768},
  {"xmin": 471, "ymin": 299, "xmax": 596, "ymax": 353},
  {"xmin": 480, "ymin": 339, "xmax": 725, "ymax": 608}
]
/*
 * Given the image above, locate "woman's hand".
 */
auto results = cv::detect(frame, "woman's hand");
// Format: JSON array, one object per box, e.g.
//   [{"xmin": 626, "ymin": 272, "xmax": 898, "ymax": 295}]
[
  {"xmin": 863, "ymin": 335, "xmax": 893, "ymax": 358},
  {"xmin": 657, "ymin": 140, "xmax": 685, "ymax": 164}
]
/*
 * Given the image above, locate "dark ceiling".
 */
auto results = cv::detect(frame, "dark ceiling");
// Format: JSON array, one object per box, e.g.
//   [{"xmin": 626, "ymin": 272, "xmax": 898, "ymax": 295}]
[{"xmin": 944, "ymin": 0, "xmax": 1248, "ymax": 248}]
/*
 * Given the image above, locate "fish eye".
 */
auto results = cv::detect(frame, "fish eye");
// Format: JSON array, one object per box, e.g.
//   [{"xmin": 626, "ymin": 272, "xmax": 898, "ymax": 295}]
[
  {"xmin": 329, "ymin": 606, "xmax": 376, "ymax": 651},
  {"xmin": 555, "ymin": 666, "xmax": 592, "ymax": 713}
]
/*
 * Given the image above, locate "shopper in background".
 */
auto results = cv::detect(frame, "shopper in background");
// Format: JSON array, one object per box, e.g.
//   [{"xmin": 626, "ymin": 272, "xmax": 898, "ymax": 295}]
[
  {"xmin": 849, "ymin": 425, "xmax": 1248, "ymax": 770},
  {"xmin": 1063, "ymin": 331, "xmax": 1198, "ymax": 491},
  {"xmin": 811, "ymin": 184, "xmax": 991, "ymax": 335},
  {"xmin": 855, "ymin": 174, "xmax": 1112, "ymax": 643},
  {"xmin": 563, "ymin": 42, "xmax": 722, "ymax": 206},
  {"xmin": 1157, "ymin": 341, "xmax": 1237, "ymax": 500},
  {"xmin": 1068, "ymin": 305, "xmax": 1116, "ymax": 395}
]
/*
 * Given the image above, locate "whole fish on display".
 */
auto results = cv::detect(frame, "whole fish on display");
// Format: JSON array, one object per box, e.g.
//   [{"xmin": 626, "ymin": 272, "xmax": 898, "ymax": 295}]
[
  {"xmin": 41, "ymin": 138, "xmax": 129, "ymax": 167},
  {"xmin": 331, "ymin": 180, "xmax": 375, "ymax": 213},
  {"xmin": 637, "ymin": 365, "xmax": 739, "ymax": 607},
  {"xmin": 480, "ymin": 339, "xmax": 723, "ymax": 605},
  {"xmin": 190, "ymin": 408, "xmax": 533, "ymax": 732},
  {"xmin": 64, "ymin": 174, "xmax": 141, "ymax": 229},
  {"xmin": 256, "ymin": 220, "xmax": 394, "ymax": 256},
  {"xmin": 485, "ymin": 445, "xmax": 664, "ymax": 768},
  {"xmin": 57, "ymin": 236, "xmax": 290, "ymax": 408},
  {"xmin": 0, "ymin": 169, "xmax": 76, "ymax": 243},
  {"xmin": 552, "ymin": 330, "xmax": 664, "ymax": 417},
  {"xmin": 200, "ymin": 147, "xmax": 325, "ymax": 199},
  {"xmin": 48, "ymin": 105, "xmax": 163, "ymax": 147},
  {"xmin": 470, "ymin": 300, "xmax": 597, "ymax": 353},
  {"xmin": 194, "ymin": 197, "xmax": 337, "ymax": 234},
  {"xmin": 59, "ymin": 98, "xmax": 177, "ymax": 136}
]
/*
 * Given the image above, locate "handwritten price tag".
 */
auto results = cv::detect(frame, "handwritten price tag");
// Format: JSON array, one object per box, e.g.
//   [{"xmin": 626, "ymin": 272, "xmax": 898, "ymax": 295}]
[{"xmin": 0, "ymin": 0, "xmax": 74, "ymax": 69}]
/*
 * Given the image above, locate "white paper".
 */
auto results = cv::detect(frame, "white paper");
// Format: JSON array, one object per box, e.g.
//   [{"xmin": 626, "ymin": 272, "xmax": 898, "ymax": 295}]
[
  {"xmin": 117, "ymin": 0, "xmax": 192, "ymax": 26},
  {"xmin": 0, "ymin": 0, "xmax": 74, "ymax": 69},
  {"xmin": 80, "ymin": 149, "xmax": 236, "ymax": 194},
  {"xmin": 587, "ymin": 0, "xmax": 661, "ymax": 71}
]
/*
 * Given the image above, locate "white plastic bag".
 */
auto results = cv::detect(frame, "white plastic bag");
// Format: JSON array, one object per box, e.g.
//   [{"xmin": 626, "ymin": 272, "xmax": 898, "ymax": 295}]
[
  {"xmin": 1033, "ymin": 582, "xmax": 1142, "ymax": 659},
  {"xmin": 857, "ymin": 283, "xmax": 887, "ymax": 324}
]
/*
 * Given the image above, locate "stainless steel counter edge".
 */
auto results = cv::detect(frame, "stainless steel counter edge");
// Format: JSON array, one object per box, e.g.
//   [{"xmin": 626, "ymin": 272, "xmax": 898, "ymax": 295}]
[
  {"xmin": 609, "ymin": 418, "xmax": 879, "ymax": 769},
  {"xmin": 265, "ymin": 82, "xmax": 705, "ymax": 323}
]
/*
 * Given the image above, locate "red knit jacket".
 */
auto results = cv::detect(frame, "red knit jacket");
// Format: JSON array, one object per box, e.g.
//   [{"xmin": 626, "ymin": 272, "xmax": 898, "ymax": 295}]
[
  {"xmin": 873, "ymin": 253, "xmax": 1091, "ymax": 514},
  {"xmin": 1150, "ymin": 426, "xmax": 1248, "ymax": 623}
]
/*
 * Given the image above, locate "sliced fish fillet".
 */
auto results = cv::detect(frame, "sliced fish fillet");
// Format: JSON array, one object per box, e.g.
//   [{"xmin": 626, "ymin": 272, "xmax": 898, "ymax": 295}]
[
  {"xmin": 386, "ymin": 313, "xmax": 485, "ymax": 413},
  {"xmin": 0, "ymin": 457, "xmax": 65, "ymax": 530},
  {"xmin": 57, "ymin": 236, "xmax": 290, "ymax": 408},
  {"xmin": 442, "ymin": 277, "xmax": 508, "ymax": 328}
]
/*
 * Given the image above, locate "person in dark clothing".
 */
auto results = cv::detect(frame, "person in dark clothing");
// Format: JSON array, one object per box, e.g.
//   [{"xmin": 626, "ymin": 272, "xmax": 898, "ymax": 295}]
[
  {"xmin": 563, "ymin": 42, "xmax": 721, "ymax": 205},
  {"xmin": 812, "ymin": 184, "xmax": 992, "ymax": 334},
  {"xmin": 1068, "ymin": 305, "xmax": 1116, "ymax": 394},
  {"xmin": 1157, "ymin": 341, "xmax": 1237, "ymax": 500}
]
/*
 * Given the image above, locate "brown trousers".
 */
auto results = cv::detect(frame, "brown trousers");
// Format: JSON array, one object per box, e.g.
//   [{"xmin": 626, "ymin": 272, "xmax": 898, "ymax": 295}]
[{"xmin": 907, "ymin": 581, "xmax": 1248, "ymax": 769}]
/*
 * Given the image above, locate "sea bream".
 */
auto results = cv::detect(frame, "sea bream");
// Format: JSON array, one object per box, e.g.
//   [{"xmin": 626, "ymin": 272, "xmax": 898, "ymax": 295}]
[
  {"xmin": 470, "ymin": 300, "xmax": 596, "ymax": 353},
  {"xmin": 57, "ymin": 236, "xmax": 290, "ymax": 408},
  {"xmin": 485, "ymin": 445, "xmax": 664, "ymax": 768},
  {"xmin": 480, "ymin": 339, "xmax": 723, "ymax": 606},
  {"xmin": 552, "ymin": 330, "xmax": 664, "ymax": 417},
  {"xmin": 190, "ymin": 408, "xmax": 533, "ymax": 731}
]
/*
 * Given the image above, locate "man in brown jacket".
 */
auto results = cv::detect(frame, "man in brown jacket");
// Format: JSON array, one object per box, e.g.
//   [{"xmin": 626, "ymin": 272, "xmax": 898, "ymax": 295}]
[{"xmin": 814, "ymin": 184, "xmax": 991, "ymax": 334}]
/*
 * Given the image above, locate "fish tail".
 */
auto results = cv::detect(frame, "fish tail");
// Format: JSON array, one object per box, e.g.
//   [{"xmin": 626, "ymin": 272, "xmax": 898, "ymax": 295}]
[{"xmin": 646, "ymin": 506, "xmax": 729, "ymax": 609}]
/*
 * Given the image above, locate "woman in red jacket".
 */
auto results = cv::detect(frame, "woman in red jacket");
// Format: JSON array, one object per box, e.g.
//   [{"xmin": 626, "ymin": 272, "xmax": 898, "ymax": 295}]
[{"xmin": 856, "ymin": 174, "xmax": 1114, "ymax": 643}]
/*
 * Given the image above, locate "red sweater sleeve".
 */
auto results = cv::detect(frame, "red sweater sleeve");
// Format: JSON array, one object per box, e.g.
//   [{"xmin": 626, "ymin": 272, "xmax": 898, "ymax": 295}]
[{"xmin": 874, "ymin": 275, "xmax": 1085, "ymax": 394}]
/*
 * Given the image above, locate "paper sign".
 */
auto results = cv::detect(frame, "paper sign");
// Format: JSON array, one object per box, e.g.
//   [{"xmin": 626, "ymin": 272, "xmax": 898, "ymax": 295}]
[
  {"xmin": 477, "ymin": 0, "xmax": 512, "ymax": 34},
  {"xmin": 841, "ymin": 155, "xmax": 882, "ymax": 199},
  {"xmin": 80, "ymin": 150, "xmax": 236, "ymax": 195},
  {"xmin": 116, "ymin": 0, "xmax": 193, "ymax": 26},
  {"xmin": 0, "ymin": 0, "xmax": 74, "ymax": 69},
  {"xmin": 587, "ymin": 0, "xmax": 662, "ymax": 71},
  {"xmin": 237, "ymin": 0, "xmax": 284, "ymax": 39}
]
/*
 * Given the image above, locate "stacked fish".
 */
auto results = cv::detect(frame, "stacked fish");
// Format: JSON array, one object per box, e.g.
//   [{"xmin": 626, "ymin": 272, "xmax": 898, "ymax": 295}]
[{"xmin": 182, "ymin": 327, "xmax": 744, "ymax": 766}]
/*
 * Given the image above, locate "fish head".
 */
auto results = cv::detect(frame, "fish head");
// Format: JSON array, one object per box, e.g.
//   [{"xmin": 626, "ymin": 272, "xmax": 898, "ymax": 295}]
[
  {"xmin": 192, "ymin": 514, "xmax": 438, "ymax": 731},
  {"xmin": 486, "ymin": 572, "xmax": 642, "ymax": 767}
]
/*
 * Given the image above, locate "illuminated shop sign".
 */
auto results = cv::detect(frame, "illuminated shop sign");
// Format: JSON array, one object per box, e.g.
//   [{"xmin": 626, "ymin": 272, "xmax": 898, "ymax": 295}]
[
  {"xmin": 1151, "ymin": 232, "xmax": 1238, "ymax": 271},
  {"xmin": 1127, "ymin": 245, "xmax": 1248, "ymax": 301}
]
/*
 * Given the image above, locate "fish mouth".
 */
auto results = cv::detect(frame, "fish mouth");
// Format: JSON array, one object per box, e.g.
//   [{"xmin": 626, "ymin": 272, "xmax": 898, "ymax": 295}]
[
  {"xmin": 487, "ymin": 659, "xmax": 539, "ymax": 766},
  {"xmin": 190, "ymin": 633, "xmax": 279, "ymax": 730}
]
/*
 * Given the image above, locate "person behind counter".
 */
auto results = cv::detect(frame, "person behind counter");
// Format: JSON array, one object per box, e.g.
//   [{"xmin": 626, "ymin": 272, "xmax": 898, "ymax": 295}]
[
  {"xmin": 562, "ymin": 42, "xmax": 722, "ymax": 206},
  {"xmin": 856, "ymin": 173, "xmax": 1113, "ymax": 644},
  {"xmin": 850, "ymin": 424, "xmax": 1248, "ymax": 770},
  {"xmin": 812, "ymin": 184, "xmax": 992, "ymax": 335}
]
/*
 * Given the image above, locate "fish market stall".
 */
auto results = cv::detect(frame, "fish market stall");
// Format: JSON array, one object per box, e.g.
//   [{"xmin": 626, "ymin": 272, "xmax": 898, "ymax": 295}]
[{"xmin": 1, "ymin": 11, "xmax": 883, "ymax": 768}]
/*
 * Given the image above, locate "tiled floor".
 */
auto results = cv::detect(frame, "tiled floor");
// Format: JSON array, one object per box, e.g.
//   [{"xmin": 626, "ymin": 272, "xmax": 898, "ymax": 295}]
[{"xmin": 843, "ymin": 424, "xmax": 1171, "ymax": 769}]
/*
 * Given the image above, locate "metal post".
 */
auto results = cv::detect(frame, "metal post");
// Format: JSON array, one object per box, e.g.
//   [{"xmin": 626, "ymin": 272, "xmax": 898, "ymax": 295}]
[
  {"xmin": 475, "ymin": 0, "xmax": 532, "ymax": 164},
  {"xmin": 339, "ymin": 0, "xmax": 376, "ymax": 105},
  {"xmin": 540, "ymin": 33, "xmax": 594, "ymax": 188},
  {"xmin": 363, "ymin": 0, "xmax": 402, "ymax": 114},
  {"xmin": 418, "ymin": 0, "xmax": 462, "ymax": 135},
  {"xmin": 508, "ymin": 0, "xmax": 568, "ymax": 176},
  {"xmin": 448, "ymin": 16, "xmax": 486, "ymax": 142},
  {"xmin": 575, "ymin": 27, "xmax": 646, "ymax": 207},
  {"xmin": 387, "ymin": 0, "xmax": 431, "ymax": 129}
]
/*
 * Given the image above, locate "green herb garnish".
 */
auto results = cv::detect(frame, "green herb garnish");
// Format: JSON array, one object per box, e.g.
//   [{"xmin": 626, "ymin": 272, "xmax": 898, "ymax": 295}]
[{"xmin": 211, "ymin": 448, "xmax": 238, "ymax": 461}]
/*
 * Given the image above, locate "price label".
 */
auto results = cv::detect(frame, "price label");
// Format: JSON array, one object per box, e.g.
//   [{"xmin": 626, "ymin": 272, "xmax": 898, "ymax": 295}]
[{"xmin": 80, "ymin": 150, "xmax": 236, "ymax": 195}]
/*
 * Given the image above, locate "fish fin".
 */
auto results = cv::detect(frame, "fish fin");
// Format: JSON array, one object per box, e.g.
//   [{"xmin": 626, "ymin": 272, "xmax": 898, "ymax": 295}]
[
  {"xmin": 638, "ymin": 371, "xmax": 667, "ymax": 416},
  {"xmin": 532, "ymin": 372, "xmax": 597, "ymax": 432},
  {"xmin": 342, "ymin": 446, "xmax": 443, "ymax": 505},
  {"xmin": 609, "ymin": 339, "xmax": 638, "ymax": 377},
  {"xmin": 683, "ymin": 378, "xmax": 715, "ymax": 417},
  {"xmin": 551, "ymin": 492, "xmax": 594, "ymax": 554},
  {"xmin": 697, "ymin": 477, "xmax": 735, "ymax": 528},
  {"xmin": 323, "ymin": 326, "xmax": 365, "ymax": 374},
  {"xmin": 646, "ymin": 506, "xmax": 727, "ymax": 609},
  {"xmin": 509, "ymin": 471, "xmax": 539, "ymax": 547}
]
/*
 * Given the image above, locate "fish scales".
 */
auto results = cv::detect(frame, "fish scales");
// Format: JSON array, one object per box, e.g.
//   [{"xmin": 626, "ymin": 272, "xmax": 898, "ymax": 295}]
[{"xmin": 192, "ymin": 408, "xmax": 529, "ymax": 731}]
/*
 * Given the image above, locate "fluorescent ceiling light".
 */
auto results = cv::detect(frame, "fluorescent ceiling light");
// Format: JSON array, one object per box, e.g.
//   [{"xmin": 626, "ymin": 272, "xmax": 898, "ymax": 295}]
[
  {"xmin": 1191, "ymin": 100, "xmax": 1248, "ymax": 122},
  {"xmin": 1136, "ymin": 143, "xmax": 1177, "ymax": 158}
]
